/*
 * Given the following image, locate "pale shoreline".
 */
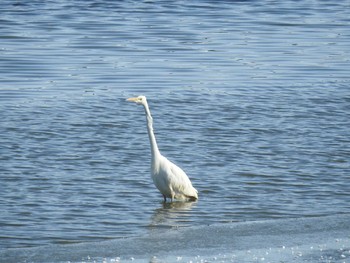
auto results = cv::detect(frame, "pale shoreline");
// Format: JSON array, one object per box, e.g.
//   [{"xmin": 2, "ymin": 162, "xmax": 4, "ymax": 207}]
[{"xmin": 1, "ymin": 214, "xmax": 349, "ymax": 263}]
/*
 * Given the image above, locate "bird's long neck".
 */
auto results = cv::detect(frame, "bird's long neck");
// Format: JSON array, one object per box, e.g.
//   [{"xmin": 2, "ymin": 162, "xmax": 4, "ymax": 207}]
[{"xmin": 143, "ymin": 102, "xmax": 161, "ymax": 162}]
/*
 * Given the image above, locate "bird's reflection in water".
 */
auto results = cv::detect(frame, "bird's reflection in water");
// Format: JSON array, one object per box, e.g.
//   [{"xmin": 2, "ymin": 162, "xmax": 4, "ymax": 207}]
[{"xmin": 148, "ymin": 201, "xmax": 196, "ymax": 229}]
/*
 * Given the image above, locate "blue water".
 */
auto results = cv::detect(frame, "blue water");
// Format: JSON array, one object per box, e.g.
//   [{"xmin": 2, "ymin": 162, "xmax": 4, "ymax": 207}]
[{"xmin": 1, "ymin": 0, "xmax": 350, "ymax": 252}]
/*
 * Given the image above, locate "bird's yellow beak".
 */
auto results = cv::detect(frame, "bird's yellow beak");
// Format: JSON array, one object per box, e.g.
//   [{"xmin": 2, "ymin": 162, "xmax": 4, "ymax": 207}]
[{"xmin": 126, "ymin": 97, "xmax": 138, "ymax": 102}]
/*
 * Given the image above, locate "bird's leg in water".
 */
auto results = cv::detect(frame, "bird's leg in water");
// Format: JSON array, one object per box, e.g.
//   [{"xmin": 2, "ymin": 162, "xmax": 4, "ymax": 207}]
[{"xmin": 163, "ymin": 195, "xmax": 167, "ymax": 203}]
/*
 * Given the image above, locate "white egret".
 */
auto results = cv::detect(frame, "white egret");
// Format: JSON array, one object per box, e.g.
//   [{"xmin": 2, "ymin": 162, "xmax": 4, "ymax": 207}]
[{"xmin": 127, "ymin": 96, "xmax": 198, "ymax": 202}]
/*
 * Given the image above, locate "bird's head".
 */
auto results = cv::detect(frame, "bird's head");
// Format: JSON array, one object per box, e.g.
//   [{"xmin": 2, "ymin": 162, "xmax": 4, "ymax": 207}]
[{"xmin": 126, "ymin": 95, "xmax": 147, "ymax": 106}]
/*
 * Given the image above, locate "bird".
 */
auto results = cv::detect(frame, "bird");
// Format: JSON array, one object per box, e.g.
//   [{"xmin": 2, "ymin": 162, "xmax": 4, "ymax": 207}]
[{"xmin": 126, "ymin": 95, "xmax": 198, "ymax": 202}]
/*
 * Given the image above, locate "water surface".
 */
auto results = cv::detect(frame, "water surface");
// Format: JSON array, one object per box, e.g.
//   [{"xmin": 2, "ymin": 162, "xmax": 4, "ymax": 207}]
[{"xmin": 0, "ymin": 0, "xmax": 350, "ymax": 250}]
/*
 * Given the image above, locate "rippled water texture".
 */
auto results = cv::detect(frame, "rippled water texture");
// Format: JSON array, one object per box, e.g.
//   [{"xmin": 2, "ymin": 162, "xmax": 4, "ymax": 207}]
[{"xmin": 0, "ymin": 0, "xmax": 349, "ymax": 249}]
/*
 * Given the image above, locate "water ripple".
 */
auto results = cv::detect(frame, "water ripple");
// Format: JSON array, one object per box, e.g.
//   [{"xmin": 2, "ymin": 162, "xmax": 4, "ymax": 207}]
[{"xmin": 1, "ymin": 0, "xmax": 350, "ymax": 250}]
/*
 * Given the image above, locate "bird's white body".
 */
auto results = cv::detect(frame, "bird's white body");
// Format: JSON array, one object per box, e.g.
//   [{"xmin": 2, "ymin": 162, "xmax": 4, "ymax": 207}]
[
  {"xmin": 127, "ymin": 96, "xmax": 198, "ymax": 202},
  {"xmin": 152, "ymin": 154, "xmax": 198, "ymax": 201}
]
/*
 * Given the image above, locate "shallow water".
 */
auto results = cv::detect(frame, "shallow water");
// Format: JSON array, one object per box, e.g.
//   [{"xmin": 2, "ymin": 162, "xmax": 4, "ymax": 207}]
[
  {"xmin": 2, "ymin": 214, "xmax": 350, "ymax": 263},
  {"xmin": 1, "ymin": 0, "xmax": 350, "ymax": 251}
]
